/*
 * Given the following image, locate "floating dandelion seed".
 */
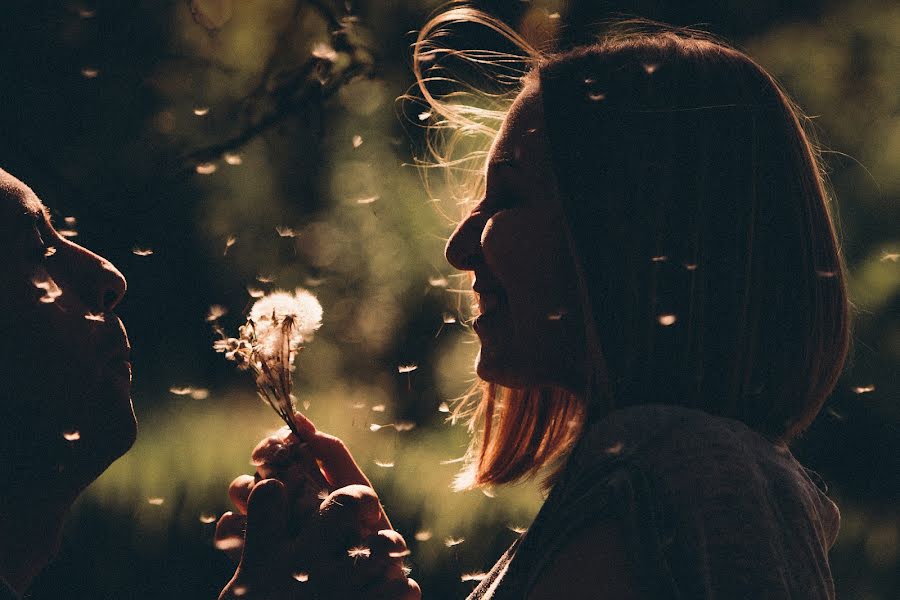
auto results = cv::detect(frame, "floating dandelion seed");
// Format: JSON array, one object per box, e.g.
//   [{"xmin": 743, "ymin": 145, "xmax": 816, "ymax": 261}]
[
  {"xmin": 292, "ymin": 572, "xmax": 309, "ymax": 583},
  {"xmin": 190, "ymin": 388, "xmax": 210, "ymax": 400},
  {"xmin": 881, "ymin": 252, "xmax": 899, "ymax": 262},
  {"xmin": 199, "ymin": 514, "xmax": 217, "ymax": 524},
  {"xmin": 224, "ymin": 235, "xmax": 237, "ymax": 255},
  {"xmin": 347, "ymin": 546, "xmax": 371, "ymax": 560},
  {"xmin": 444, "ymin": 537, "xmax": 465, "ymax": 547},
  {"xmin": 247, "ymin": 286, "xmax": 265, "ymax": 298},
  {"xmin": 417, "ymin": 111, "xmax": 432, "ymax": 121},
  {"xmin": 547, "ymin": 310, "xmax": 566, "ymax": 321},
  {"xmin": 355, "ymin": 195, "xmax": 379, "ymax": 205},
  {"xmin": 547, "ymin": 12, "xmax": 561, "ymax": 19},
  {"xmin": 223, "ymin": 152, "xmax": 243, "ymax": 165},
  {"xmin": 78, "ymin": 8, "xmax": 96, "ymax": 18},
  {"xmin": 352, "ymin": 135, "xmax": 363, "ymax": 148},
  {"xmin": 63, "ymin": 430, "xmax": 81, "ymax": 441},
  {"xmin": 374, "ymin": 460, "xmax": 395, "ymax": 468},
  {"xmin": 482, "ymin": 487, "xmax": 496, "ymax": 498},
  {"xmin": 826, "ymin": 407, "xmax": 844, "ymax": 421},
  {"xmin": 147, "ymin": 497, "xmax": 165, "ymax": 506},
  {"xmin": 351, "ymin": 401, "xmax": 367, "ymax": 410},
  {"xmin": 132, "ymin": 247, "xmax": 154, "ymax": 256},
  {"xmin": 195, "ymin": 162, "xmax": 217, "ymax": 175},
  {"xmin": 275, "ymin": 226, "xmax": 296, "ymax": 238},
  {"xmin": 605, "ymin": 441, "xmax": 624, "ymax": 455},
  {"xmin": 587, "ymin": 91, "xmax": 606, "ymax": 101},
  {"xmin": 651, "ymin": 255, "xmax": 668, "ymax": 262},
  {"xmin": 84, "ymin": 313, "xmax": 106, "ymax": 322},
  {"xmin": 206, "ymin": 305, "xmax": 227, "ymax": 322},
  {"xmin": 815, "ymin": 270, "xmax": 836, "ymax": 278},
  {"xmin": 389, "ymin": 549, "xmax": 412, "ymax": 558},
  {"xmin": 44, "ymin": 246, "xmax": 57, "ymax": 257},
  {"xmin": 33, "ymin": 275, "xmax": 62, "ymax": 303},
  {"xmin": 256, "ymin": 274, "xmax": 276, "ymax": 283},
  {"xmin": 442, "ymin": 312, "xmax": 457, "ymax": 324},
  {"xmin": 59, "ymin": 229, "xmax": 78, "ymax": 238},
  {"xmin": 851, "ymin": 385, "xmax": 876, "ymax": 394},
  {"xmin": 414, "ymin": 530, "xmax": 433, "ymax": 542},
  {"xmin": 231, "ymin": 585, "xmax": 248, "ymax": 597},
  {"xmin": 438, "ymin": 401, "xmax": 450, "ymax": 413},
  {"xmin": 394, "ymin": 421, "xmax": 416, "ymax": 431},
  {"xmin": 643, "ymin": 63, "xmax": 659, "ymax": 74},
  {"xmin": 80, "ymin": 66, "xmax": 99, "ymax": 78},
  {"xmin": 311, "ymin": 42, "xmax": 338, "ymax": 62},
  {"xmin": 213, "ymin": 288, "xmax": 323, "ymax": 436},
  {"xmin": 369, "ymin": 423, "xmax": 384, "ymax": 432},
  {"xmin": 508, "ymin": 525, "xmax": 527, "ymax": 535},
  {"xmin": 192, "ymin": 106, "xmax": 210, "ymax": 117},
  {"xmin": 214, "ymin": 536, "xmax": 243, "ymax": 551},
  {"xmin": 371, "ymin": 404, "xmax": 386, "ymax": 412},
  {"xmin": 657, "ymin": 314, "xmax": 677, "ymax": 326},
  {"xmin": 398, "ymin": 364, "xmax": 418, "ymax": 373},
  {"xmin": 684, "ymin": 263, "xmax": 698, "ymax": 271},
  {"xmin": 428, "ymin": 276, "xmax": 448, "ymax": 288},
  {"xmin": 462, "ymin": 572, "xmax": 488, "ymax": 582},
  {"xmin": 64, "ymin": 216, "xmax": 77, "ymax": 226},
  {"xmin": 440, "ymin": 456, "xmax": 465, "ymax": 465},
  {"xmin": 169, "ymin": 386, "xmax": 193, "ymax": 396}
]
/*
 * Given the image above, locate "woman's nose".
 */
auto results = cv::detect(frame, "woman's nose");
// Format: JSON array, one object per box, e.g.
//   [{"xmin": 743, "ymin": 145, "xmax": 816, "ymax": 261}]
[
  {"xmin": 97, "ymin": 258, "xmax": 127, "ymax": 312},
  {"xmin": 72, "ymin": 245, "xmax": 127, "ymax": 312},
  {"xmin": 445, "ymin": 212, "xmax": 487, "ymax": 271}
]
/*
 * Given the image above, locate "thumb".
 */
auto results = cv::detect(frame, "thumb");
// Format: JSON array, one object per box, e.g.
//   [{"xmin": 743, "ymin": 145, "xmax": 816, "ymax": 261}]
[{"xmin": 241, "ymin": 478, "xmax": 288, "ymax": 568}]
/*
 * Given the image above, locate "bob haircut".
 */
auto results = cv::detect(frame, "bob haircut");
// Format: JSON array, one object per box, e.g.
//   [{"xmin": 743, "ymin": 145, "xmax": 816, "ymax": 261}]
[{"xmin": 412, "ymin": 8, "xmax": 852, "ymax": 491}]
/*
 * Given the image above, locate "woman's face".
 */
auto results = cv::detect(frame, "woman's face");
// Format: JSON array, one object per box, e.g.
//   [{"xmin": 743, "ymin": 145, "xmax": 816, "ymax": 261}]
[
  {"xmin": 0, "ymin": 169, "xmax": 134, "ymax": 494},
  {"xmin": 444, "ymin": 81, "xmax": 586, "ymax": 392}
]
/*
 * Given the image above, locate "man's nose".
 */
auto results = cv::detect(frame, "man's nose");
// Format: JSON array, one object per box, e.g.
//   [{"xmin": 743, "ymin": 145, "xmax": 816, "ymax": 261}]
[{"xmin": 444, "ymin": 212, "xmax": 487, "ymax": 271}]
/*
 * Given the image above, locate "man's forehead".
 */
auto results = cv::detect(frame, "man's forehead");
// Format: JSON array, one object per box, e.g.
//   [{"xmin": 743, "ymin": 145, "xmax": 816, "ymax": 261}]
[{"xmin": 0, "ymin": 168, "xmax": 44, "ymax": 219}]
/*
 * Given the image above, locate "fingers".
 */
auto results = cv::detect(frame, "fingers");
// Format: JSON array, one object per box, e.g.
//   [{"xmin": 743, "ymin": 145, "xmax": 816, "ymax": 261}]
[
  {"xmin": 318, "ymin": 485, "xmax": 390, "ymax": 544},
  {"xmin": 290, "ymin": 412, "xmax": 374, "ymax": 492},
  {"xmin": 228, "ymin": 474, "xmax": 256, "ymax": 515},
  {"xmin": 214, "ymin": 511, "xmax": 246, "ymax": 563},
  {"xmin": 367, "ymin": 577, "xmax": 422, "ymax": 600},
  {"xmin": 241, "ymin": 479, "xmax": 288, "ymax": 568}
]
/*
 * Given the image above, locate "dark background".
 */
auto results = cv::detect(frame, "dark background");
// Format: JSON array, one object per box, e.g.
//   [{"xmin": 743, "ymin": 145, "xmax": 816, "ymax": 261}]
[{"xmin": 0, "ymin": 1, "xmax": 896, "ymax": 598}]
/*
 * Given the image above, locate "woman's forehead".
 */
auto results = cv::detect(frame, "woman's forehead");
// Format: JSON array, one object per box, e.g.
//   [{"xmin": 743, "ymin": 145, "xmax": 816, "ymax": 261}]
[{"xmin": 488, "ymin": 85, "xmax": 549, "ymax": 169}]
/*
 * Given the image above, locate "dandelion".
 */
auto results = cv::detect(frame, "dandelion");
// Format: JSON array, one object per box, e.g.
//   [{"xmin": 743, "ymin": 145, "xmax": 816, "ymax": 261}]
[{"xmin": 213, "ymin": 288, "xmax": 323, "ymax": 436}]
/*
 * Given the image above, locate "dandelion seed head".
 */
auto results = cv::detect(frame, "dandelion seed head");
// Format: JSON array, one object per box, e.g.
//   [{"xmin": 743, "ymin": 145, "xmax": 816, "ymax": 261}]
[
  {"xmin": 414, "ymin": 530, "xmax": 433, "ymax": 542},
  {"xmin": 147, "ymin": 497, "xmax": 165, "ymax": 506},
  {"xmin": 199, "ymin": 514, "xmax": 217, "ymax": 524},
  {"xmin": 249, "ymin": 288, "xmax": 323, "ymax": 344}
]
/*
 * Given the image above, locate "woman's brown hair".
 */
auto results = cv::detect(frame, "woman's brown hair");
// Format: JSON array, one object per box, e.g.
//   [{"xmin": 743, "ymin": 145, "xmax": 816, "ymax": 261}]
[{"xmin": 412, "ymin": 8, "xmax": 852, "ymax": 491}]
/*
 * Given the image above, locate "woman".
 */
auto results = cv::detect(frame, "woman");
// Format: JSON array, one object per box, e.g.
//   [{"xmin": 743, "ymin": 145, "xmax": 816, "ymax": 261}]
[
  {"xmin": 219, "ymin": 9, "xmax": 850, "ymax": 599},
  {"xmin": 0, "ymin": 167, "xmax": 133, "ymax": 598}
]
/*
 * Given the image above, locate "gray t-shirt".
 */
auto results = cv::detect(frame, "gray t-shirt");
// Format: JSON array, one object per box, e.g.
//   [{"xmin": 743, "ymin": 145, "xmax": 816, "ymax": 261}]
[{"xmin": 467, "ymin": 404, "xmax": 840, "ymax": 599}]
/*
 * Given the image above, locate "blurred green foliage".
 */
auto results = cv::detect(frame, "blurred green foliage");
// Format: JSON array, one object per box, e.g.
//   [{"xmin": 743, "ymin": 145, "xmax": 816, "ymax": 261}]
[{"xmin": 0, "ymin": 0, "xmax": 894, "ymax": 598}]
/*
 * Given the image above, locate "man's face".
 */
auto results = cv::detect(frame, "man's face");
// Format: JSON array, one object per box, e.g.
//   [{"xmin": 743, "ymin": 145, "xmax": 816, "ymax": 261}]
[{"xmin": 0, "ymin": 168, "xmax": 135, "ymax": 497}]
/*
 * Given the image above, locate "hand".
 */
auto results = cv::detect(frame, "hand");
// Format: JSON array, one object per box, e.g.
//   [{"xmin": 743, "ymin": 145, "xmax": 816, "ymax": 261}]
[{"xmin": 216, "ymin": 413, "xmax": 421, "ymax": 599}]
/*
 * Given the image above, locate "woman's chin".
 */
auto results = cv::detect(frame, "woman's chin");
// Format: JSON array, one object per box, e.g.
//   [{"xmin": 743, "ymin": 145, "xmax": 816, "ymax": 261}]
[{"xmin": 475, "ymin": 350, "xmax": 530, "ymax": 388}]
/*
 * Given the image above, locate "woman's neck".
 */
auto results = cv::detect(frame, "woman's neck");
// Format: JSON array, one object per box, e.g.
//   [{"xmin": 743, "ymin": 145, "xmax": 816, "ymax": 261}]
[{"xmin": 0, "ymin": 496, "xmax": 69, "ymax": 595}]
